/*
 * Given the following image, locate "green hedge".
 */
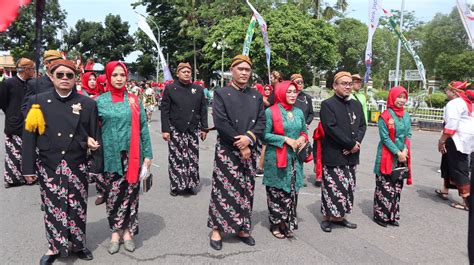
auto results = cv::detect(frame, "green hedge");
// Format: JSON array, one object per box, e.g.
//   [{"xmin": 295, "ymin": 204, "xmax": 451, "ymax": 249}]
[
  {"xmin": 425, "ymin": 92, "xmax": 447, "ymax": 108},
  {"xmin": 374, "ymin": 91, "xmax": 389, "ymax": 100}
]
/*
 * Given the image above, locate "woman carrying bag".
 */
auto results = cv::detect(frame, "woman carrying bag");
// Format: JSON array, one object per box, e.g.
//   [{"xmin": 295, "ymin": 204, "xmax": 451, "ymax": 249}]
[
  {"xmin": 263, "ymin": 80, "xmax": 310, "ymax": 239},
  {"xmin": 373, "ymin": 86, "xmax": 412, "ymax": 227}
]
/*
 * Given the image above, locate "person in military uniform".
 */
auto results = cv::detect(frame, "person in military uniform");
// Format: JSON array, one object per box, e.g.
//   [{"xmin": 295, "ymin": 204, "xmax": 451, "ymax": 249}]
[
  {"xmin": 207, "ymin": 55, "xmax": 266, "ymax": 250},
  {"xmin": 22, "ymin": 59, "xmax": 102, "ymax": 264},
  {"xmin": 0, "ymin": 58, "xmax": 36, "ymax": 188},
  {"xmin": 161, "ymin": 62, "xmax": 208, "ymax": 196}
]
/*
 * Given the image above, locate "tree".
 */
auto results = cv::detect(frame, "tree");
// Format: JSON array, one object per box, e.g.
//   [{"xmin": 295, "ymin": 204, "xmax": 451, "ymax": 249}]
[
  {"xmin": 64, "ymin": 14, "xmax": 134, "ymax": 63},
  {"xmin": 0, "ymin": 0, "xmax": 66, "ymax": 60},
  {"xmin": 201, "ymin": 4, "xmax": 339, "ymax": 82},
  {"xmin": 435, "ymin": 51, "xmax": 474, "ymax": 83},
  {"xmin": 417, "ymin": 7, "xmax": 471, "ymax": 77}
]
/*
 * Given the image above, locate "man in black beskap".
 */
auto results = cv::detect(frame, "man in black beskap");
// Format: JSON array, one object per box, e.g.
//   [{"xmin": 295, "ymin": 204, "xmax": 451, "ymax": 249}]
[
  {"xmin": 319, "ymin": 71, "xmax": 367, "ymax": 233},
  {"xmin": 161, "ymin": 62, "xmax": 208, "ymax": 196},
  {"xmin": 22, "ymin": 59, "xmax": 102, "ymax": 264},
  {"xmin": 0, "ymin": 58, "xmax": 36, "ymax": 188}
]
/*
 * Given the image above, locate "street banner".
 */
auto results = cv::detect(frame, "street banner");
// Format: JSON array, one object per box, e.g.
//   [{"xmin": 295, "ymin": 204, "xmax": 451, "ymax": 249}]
[
  {"xmin": 137, "ymin": 15, "xmax": 173, "ymax": 81},
  {"xmin": 246, "ymin": 1, "xmax": 271, "ymax": 83},
  {"xmin": 382, "ymin": 8, "xmax": 427, "ymax": 88},
  {"xmin": 456, "ymin": 0, "xmax": 474, "ymax": 49},
  {"xmin": 364, "ymin": 0, "xmax": 381, "ymax": 83},
  {"xmin": 242, "ymin": 16, "xmax": 257, "ymax": 56}
]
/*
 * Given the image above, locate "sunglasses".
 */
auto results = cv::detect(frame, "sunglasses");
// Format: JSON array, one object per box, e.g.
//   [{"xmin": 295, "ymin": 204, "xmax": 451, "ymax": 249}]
[
  {"xmin": 295, "ymin": 80, "xmax": 304, "ymax": 85},
  {"xmin": 55, "ymin": 72, "xmax": 75, "ymax": 80}
]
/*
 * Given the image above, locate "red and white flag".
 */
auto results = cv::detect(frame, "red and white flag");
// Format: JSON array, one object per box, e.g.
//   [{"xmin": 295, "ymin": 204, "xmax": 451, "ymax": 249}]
[
  {"xmin": 456, "ymin": 0, "xmax": 474, "ymax": 48},
  {"xmin": 0, "ymin": 0, "xmax": 32, "ymax": 32}
]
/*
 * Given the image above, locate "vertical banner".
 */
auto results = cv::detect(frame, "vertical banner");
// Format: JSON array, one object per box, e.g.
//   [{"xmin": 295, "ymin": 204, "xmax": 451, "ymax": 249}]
[
  {"xmin": 246, "ymin": 1, "xmax": 271, "ymax": 83},
  {"xmin": 383, "ymin": 8, "xmax": 427, "ymax": 88},
  {"xmin": 456, "ymin": 0, "xmax": 474, "ymax": 49},
  {"xmin": 137, "ymin": 16, "xmax": 173, "ymax": 81},
  {"xmin": 364, "ymin": 0, "xmax": 380, "ymax": 83},
  {"xmin": 242, "ymin": 16, "xmax": 257, "ymax": 56}
]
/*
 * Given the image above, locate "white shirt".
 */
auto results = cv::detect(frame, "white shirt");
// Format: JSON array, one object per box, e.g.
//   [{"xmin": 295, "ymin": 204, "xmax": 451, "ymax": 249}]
[{"xmin": 444, "ymin": 97, "xmax": 474, "ymax": 154}]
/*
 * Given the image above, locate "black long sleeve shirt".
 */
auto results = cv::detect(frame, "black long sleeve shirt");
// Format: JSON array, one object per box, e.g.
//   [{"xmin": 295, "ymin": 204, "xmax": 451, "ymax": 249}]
[
  {"xmin": 212, "ymin": 85, "xmax": 266, "ymax": 149},
  {"xmin": 320, "ymin": 95, "xmax": 366, "ymax": 166},
  {"xmin": 160, "ymin": 80, "xmax": 208, "ymax": 133},
  {"xmin": 0, "ymin": 75, "xmax": 29, "ymax": 135}
]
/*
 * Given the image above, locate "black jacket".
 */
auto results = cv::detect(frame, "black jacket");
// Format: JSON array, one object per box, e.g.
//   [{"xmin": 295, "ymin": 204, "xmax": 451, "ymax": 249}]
[
  {"xmin": 0, "ymin": 75, "xmax": 29, "ymax": 135},
  {"xmin": 320, "ymin": 95, "xmax": 366, "ymax": 166},
  {"xmin": 22, "ymin": 89, "xmax": 103, "ymax": 175},
  {"xmin": 294, "ymin": 91, "xmax": 315, "ymax": 125},
  {"xmin": 21, "ymin": 75, "xmax": 54, "ymax": 113},
  {"xmin": 212, "ymin": 85, "xmax": 266, "ymax": 149},
  {"xmin": 161, "ymin": 80, "xmax": 208, "ymax": 133}
]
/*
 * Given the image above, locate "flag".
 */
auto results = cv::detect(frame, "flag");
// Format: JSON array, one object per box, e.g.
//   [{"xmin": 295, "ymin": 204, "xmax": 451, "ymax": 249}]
[
  {"xmin": 246, "ymin": 1, "xmax": 271, "ymax": 83},
  {"xmin": 383, "ymin": 8, "xmax": 427, "ymax": 88},
  {"xmin": 456, "ymin": 0, "xmax": 474, "ymax": 49},
  {"xmin": 364, "ymin": 0, "xmax": 381, "ymax": 83},
  {"xmin": 242, "ymin": 16, "xmax": 257, "ymax": 56},
  {"xmin": 137, "ymin": 15, "xmax": 173, "ymax": 81},
  {"xmin": 0, "ymin": 0, "xmax": 31, "ymax": 32}
]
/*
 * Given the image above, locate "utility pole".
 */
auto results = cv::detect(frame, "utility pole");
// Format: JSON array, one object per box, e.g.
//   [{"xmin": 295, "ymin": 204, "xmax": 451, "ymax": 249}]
[{"xmin": 394, "ymin": 0, "xmax": 405, "ymax": 86}]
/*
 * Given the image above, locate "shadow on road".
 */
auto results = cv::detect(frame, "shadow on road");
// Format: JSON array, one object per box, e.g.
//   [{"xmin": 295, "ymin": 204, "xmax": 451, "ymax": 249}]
[{"xmin": 358, "ymin": 199, "xmax": 374, "ymax": 221}]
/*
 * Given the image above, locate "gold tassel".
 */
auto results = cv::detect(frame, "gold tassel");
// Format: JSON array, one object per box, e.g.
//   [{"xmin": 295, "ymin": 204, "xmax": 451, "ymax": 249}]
[{"xmin": 24, "ymin": 104, "xmax": 46, "ymax": 135}]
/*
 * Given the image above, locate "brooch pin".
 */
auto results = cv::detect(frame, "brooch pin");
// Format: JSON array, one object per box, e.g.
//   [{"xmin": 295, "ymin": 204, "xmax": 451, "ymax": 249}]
[
  {"xmin": 191, "ymin": 88, "xmax": 196, "ymax": 94},
  {"xmin": 128, "ymin": 97, "xmax": 137, "ymax": 107},
  {"xmin": 71, "ymin": 103, "xmax": 82, "ymax": 115}
]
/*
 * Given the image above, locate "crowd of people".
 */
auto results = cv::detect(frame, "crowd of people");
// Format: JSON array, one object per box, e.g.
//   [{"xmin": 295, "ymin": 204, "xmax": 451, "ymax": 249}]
[{"xmin": 1, "ymin": 50, "xmax": 473, "ymax": 264}]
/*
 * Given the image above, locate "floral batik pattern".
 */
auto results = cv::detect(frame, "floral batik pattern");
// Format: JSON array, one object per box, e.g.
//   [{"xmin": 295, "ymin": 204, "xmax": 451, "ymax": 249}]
[
  {"xmin": 207, "ymin": 137, "xmax": 258, "ymax": 234},
  {"xmin": 168, "ymin": 125, "xmax": 200, "ymax": 192},
  {"xmin": 321, "ymin": 165, "xmax": 356, "ymax": 218},
  {"xmin": 4, "ymin": 134, "xmax": 25, "ymax": 185},
  {"xmin": 266, "ymin": 159, "xmax": 299, "ymax": 232},
  {"xmin": 105, "ymin": 151, "xmax": 140, "ymax": 236},
  {"xmin": 373, "ymin": 174, "xmax": 403, "ymax": 222},
  {"xmin": 37, "ymin": 160, "xmax": 89, "ymax": 257}
]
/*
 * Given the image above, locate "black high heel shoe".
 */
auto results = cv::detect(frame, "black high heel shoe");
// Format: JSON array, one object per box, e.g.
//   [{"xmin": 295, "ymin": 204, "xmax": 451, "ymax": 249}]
[{"xmin": 40, "ymin": 254, "xmax": 58, "ymax": 265}]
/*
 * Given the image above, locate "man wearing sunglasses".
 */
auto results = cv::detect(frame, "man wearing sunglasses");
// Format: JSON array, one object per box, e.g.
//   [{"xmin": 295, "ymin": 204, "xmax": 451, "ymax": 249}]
[
  {"xmin": 22, "ymin": 59, "xmax": 102, "ymax": 264},
  {"xmin": 0, "ymin": 58, "xmax": 36, "ymax": 188}
]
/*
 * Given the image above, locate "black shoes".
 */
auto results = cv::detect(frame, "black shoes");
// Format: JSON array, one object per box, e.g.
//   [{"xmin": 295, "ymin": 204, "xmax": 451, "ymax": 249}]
[
  {"xmin": 239, "ymin": 235, "xmax": 256, "ymax": 246},
  {"xmin": 373, "ymin": 218, "xmax": 387, "ymax": 227},
  {"xmin": 75, "ymin": 248, "xmax": 94, "ymax": 260},
  {"xmin": 188, "ymin": 188, "xmax": 198, "ymax": 195},
  {"xmin": 389, "ymin": 221, "xmax": 400, "ymax": 227},
  {"xmin": 39, "ymin": 254, "xmax": 58, "ymax": 265},
  {"xmin": 320, "ymin": 221, "xmax": 332, "ymax": 232},
  {"xmin": 210, "ymin": 238, "xmax": 222, "ymax": 250},
  {"xmin": 256, "ymin": 168, "xmax": 264, "ymax": 177},
  {"xmin": 314, "ymin": 180, "xmax": 322, "ymax": 187},
  {"xmin": 170, "ymin": 190, "xmax": 178, "ymax": 197},
  {"xmin": 332, "ymin": 219, "xmax": 357, "ymax": 229}
]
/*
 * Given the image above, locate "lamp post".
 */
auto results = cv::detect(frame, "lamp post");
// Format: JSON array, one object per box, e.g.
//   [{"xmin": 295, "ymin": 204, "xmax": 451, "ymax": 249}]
[{"xmin": 212, "ymin": 36, "xmax": 229, "ymax": 87}]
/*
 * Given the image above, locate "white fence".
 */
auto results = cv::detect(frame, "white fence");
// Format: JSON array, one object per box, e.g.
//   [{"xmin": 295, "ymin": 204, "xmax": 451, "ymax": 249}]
[{"xmin": 312, "ymin": 99, "xmax": 444, "ymax": 123}]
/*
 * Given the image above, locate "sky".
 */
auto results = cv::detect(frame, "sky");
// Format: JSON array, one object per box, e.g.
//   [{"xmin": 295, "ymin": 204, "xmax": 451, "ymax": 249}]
[{"xmin": 59, "ymin": 0, "xmax": 461, "ymax": 62}]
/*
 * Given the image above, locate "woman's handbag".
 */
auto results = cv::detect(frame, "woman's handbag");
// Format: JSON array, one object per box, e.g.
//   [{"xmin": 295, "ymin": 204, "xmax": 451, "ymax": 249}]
[
  {"xmin": 297, "ymin": 142, "xmax": 313, "ymax": 163},
  {"xmin": 390, "ymin": 162, "xmax": 409, "ymax": 182}
]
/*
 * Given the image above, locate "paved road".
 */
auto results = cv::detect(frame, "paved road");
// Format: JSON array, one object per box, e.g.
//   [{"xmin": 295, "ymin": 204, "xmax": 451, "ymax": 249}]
[{"xmin": 0, "ymin": 111, "xmax": 470, "ymax": 264}]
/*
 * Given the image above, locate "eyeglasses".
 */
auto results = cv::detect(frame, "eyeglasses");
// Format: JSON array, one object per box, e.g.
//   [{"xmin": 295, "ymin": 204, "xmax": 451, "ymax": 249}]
[
  {"xmin": 337, "ymin": 82, "xmax": 353, "ymax": 87},
  {"xmin": 295, "ymin": 80, "xmax": 304, "ymax": 85},
  {"xmin": 55, "ymin": 72, "xmax": 75, "ymax": 80}
]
